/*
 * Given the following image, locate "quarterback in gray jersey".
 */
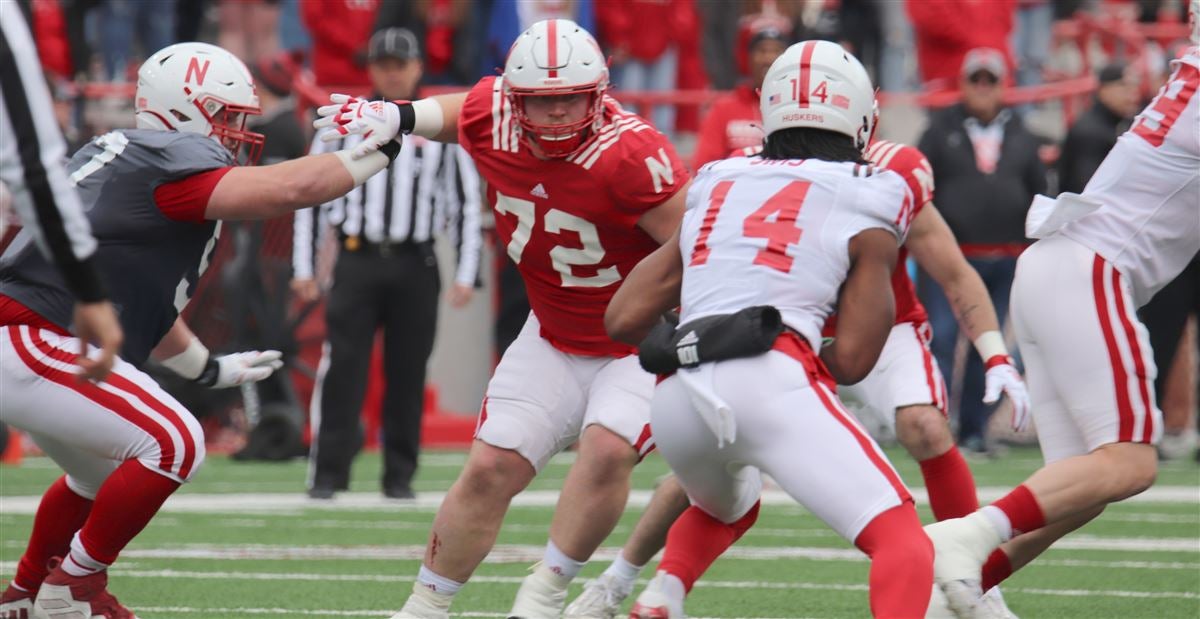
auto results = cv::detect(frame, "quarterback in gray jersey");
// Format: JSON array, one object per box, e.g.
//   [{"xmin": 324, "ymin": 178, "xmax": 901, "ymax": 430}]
[{"xmin": 0, "ymin": 42, "xmax": 415, "ymax": 619}]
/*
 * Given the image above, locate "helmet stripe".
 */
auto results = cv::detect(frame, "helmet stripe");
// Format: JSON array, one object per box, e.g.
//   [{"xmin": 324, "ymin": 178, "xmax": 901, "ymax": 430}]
[
  {"xmin": 547, "ymin": 19, "xmax": 559, "ymax": 78},
  {"xmin": 798, "ymin": 41, "xmax": 816, "ymax": 108}
]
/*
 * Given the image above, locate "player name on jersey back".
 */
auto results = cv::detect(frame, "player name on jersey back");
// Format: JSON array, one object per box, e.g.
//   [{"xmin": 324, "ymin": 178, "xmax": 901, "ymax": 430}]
[{"xmin": 678, "ymin": 156, "xmax": 913, "ymax": 351}]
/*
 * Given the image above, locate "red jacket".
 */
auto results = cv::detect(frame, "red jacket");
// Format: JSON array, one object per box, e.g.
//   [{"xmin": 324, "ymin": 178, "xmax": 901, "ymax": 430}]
[
  {"xmin": 596, "ymin": 0, "xmax": 698, "ymax": 62},
  {"xmin": 692, "ymin": 85, "xmax": 762, "ymax": 169},
  {"xmin": 301, "ymin": 0, "xmax": 378, "ymax": 90},
  {"xmin": 906, "ymin": 0, "xmax": 1016, "ymax": 92},
  {"xmin": 33, "ymin": 0, "xmax": 72, "ymax": 79}
]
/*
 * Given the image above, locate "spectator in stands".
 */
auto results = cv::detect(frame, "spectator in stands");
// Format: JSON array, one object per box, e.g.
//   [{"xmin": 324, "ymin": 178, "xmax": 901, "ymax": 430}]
[
  {"xmin": 218, "ymin": 0, "xmax": 281, "ymax": 63},
  {"xmin": 916, "ymin": 48, "xmax": 1047, "ymax": 453},
  {"xmin": 247, "ymin": 53, "xmax": 307, "ymax": 165},
  {"xmin": 94, "ymin": 0, "xmax": 177, "ymax": 81},
  {"xmin": 596, "ymin": 0, "xmax": 701, "ymax": 135},
  {"xmin": 1011, "ymin": 0, "xmax": 1054, "ymax": 88},
  {"xmin": 907, "ymin": 0, "xmax": 1016, "ymax": 92},
  {"xmin": 692, "ymin": 27, "xmax": 787, "ymax": 168},
  {"xmin": 375, "ymin": 0, "xmax": 479, "ymax": 85},
  {"xmin": 278, "ymin": 0, "xmax": 311, "ymax": 55},
  {"xmin": 1058, "ymin": 63, "xmax": 1139, "ymax": 194},
  {"xmin": 839, "ymin": 0, "xmax": 884, "ymax": 82},
  {"xmin": 301, "ymin": 0, "xmax": 377, "ymax": 91}
]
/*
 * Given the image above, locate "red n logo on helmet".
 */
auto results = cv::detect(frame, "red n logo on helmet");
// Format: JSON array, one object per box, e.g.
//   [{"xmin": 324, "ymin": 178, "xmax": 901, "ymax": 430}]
[{"xmin": 185, "ymin": 57, "xmax": 210, "ymax": 86}]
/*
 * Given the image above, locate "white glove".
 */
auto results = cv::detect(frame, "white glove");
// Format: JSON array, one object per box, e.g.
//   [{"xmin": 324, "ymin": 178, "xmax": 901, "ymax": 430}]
[
  {"xmin": 313, "ymin": 94, "xmax": 401, "ymax": 159},
  {"xmin": 202, "ymin": 350, "xmax": 284, "ymax": 389},
  {"xmin": 982, "ymin": 355, "xmax": 1032, "ymax": 432}
]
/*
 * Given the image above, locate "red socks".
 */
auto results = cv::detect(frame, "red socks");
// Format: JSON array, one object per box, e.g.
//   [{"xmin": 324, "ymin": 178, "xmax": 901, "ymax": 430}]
[
  {"xmin": 657, "ymin": 501, "xmax": 761, "ymax": 592},
  {"xmin": 76, "ymin": 460, "xmax": 181, "ymax": 566},
  {"xmin": 855, "ymin": 504, "xmax": 934, "ymax": 618},
  {"xmin": 991, "ymin": 484, "xmax": 1046, "ymax": 537},
  {"xmin": 918, "ymin": 447, "xmax": 979, "ymax": 521},
  {"xmin": 14, "ymin": 477, "xmax": 93, "ymax": 592},
  {"xmin": 982, "ymin": 549, "xmax": 1013, "ymax": 591}
]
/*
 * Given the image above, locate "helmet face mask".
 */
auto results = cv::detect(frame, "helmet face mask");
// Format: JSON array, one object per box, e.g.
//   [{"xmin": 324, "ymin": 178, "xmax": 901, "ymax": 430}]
[
  {"xmin": 136, "ymin": 42, "xmax": 266, "ymax": 165},
  {"xmin": 502, "ymin": 19, "xmax": 609, "ymax": 159}
]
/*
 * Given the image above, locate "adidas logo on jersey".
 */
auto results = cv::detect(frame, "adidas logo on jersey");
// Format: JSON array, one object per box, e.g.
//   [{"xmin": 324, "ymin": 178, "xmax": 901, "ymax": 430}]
[{"xmin": 530, "ymin": 183, "xmax": 549, "ymax": 199}]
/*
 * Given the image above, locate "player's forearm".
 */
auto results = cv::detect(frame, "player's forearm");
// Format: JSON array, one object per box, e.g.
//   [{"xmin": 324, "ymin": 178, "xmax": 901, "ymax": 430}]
[
  {"xmin": 606, "ymin": 240, "xmax": 683, "ymax": 345},
  {"xmin": 150, "ymin": 317, "xmax": 198, "ymax": 363},
  {"xmin": 941, "ymin": 266, "xmax": 1002, "ymax": 343}
]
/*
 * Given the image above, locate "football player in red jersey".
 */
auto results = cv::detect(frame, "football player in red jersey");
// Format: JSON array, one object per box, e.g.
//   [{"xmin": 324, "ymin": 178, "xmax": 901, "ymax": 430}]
[{"xmin": 314, "ymin": 18, "xmax": 690, "ymax": 619}]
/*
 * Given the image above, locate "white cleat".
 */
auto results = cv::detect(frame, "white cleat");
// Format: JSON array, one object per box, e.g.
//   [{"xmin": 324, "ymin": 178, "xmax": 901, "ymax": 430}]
[
  {"xmin": 564, "ymin": 573, "xmax": 634, "ymax": 619},
  {"xmin": 978, "ymin": 587, "xmax": 1019, "ymax": 619},
  {"xmin": 628, "ymin": 572, "xmax": 685, "ymax": 619},
  {"xmin": 508, "ymin": 562, "xmax": 571, "ymax": 619},
  {"xmin": 924, "ymin": 513, "xmax": 1003, "ymax": 618},
  {"xmin": 390, "ymin": 581, "xmax": 452, "ymax": 619}
]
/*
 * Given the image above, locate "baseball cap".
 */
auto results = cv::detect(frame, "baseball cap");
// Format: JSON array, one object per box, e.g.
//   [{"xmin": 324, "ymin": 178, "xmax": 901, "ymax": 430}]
[
  {"xmin": 1097, "ymin": 63, "xmax": 1128, "ymax": 85},
  {"xmin": 961, "ymin": 47, "xmax": 1007, "ymax": 80},
  {"xmin": 368, "ymin": 28, "xmax": 421, "ymax": 62}
]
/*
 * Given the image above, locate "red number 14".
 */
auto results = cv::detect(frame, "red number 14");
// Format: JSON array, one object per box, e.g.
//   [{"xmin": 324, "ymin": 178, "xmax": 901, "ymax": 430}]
[{"xmin": 690, "ymin": 179, "xmax": 812, "ymax": 273}]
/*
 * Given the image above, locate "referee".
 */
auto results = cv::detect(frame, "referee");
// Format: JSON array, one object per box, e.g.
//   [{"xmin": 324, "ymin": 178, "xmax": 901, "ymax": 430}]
[
  {"xmin": 0, "ymin": 1, "xmax": 121, "ymax": 380},
  {"xmin": 292, "ymin": 28, "xmax": 483, "ymax": 500}
]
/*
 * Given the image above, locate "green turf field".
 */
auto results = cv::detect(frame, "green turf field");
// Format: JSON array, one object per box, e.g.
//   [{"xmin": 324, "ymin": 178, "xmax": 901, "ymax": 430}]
[{"xmin": 1, "ymin": 446, "xmax": 1197, "ymax": 618}]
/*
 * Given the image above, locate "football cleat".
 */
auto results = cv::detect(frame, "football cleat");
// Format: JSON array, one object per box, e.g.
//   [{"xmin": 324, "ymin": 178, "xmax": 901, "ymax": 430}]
[
  {"xmin": 628, "ymin": 573, "xmax": 684, "ymax": 619},
  {"xmin": 564, "ymin": 572, "xmax": 634, "ymax": 619},
  {"xmin": 508, "ymin": 562, "xmax": 571, "ymax": 619},
  {"xmin": 978, "ymin": 587, "xmax": 1019, "ymax": 619},
  {"xmin": 924, "ymin": 513, "xmax": 1002, "ymax": 618},
  {"xmin": 35, "ymin": 560, "xmax": 137, "ymax": 619},
  {"xmin": 390, "ymin": 581, "xmax": 452, "ymax": 619},
  {"xmin": 0, "ymin": 583, "xmax": 39, "ymax": 619}
]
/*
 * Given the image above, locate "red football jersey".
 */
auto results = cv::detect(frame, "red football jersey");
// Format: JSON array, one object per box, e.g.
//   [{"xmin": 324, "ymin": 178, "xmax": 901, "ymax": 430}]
[
  {"xmin": 865, "ymin": 140, "xmax": 934, "ymax": 326},
  {"xmin": 459, "ymin": 77, "xmax": 689, "ymax": 356}
]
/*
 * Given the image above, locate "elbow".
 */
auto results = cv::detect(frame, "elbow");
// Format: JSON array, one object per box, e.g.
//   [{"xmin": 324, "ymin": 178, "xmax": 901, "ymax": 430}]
[{"xmin": 604, "ymin": 307, "xmax": 641, "ymax": 346}]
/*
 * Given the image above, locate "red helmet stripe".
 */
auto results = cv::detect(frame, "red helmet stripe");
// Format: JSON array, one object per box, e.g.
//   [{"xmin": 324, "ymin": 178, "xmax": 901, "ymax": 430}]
[
  {"xmin": 798, "ymin": 41, "xmax": 816, "ymax": 108},
  {"xmin": 547, "ymin": 19, "xmax": 559, "ymax": 78}
]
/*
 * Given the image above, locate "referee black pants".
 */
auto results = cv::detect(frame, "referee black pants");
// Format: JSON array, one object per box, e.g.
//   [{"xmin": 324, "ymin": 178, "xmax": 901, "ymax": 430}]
[{"xmin": 309, "ymin": 243, "xmax": 440, "ymax": 492}]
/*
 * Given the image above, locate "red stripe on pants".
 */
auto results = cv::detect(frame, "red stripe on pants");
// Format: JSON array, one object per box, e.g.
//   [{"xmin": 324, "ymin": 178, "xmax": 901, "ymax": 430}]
[
  {"xmin": 1091, "ymin": 257, "xmax": 1135, "ymax": 441},
  {"xmin": 9, "ymin": 326, "xmax": 183, "ymax": 477},
  {"xmin": 812, "ymin": 381, "xmax": 911, "ymax": 504},
  {"xmin": 1108, "ymin": 267, "xmax": 1155, "ymax": 443}
]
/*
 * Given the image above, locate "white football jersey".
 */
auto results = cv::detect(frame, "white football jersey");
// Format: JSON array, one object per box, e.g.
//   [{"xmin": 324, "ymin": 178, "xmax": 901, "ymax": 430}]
[
  {"xmin": 1060, "ymin": 46, "xmax": 1200, "ymax": 307},
  {"xmin": 678, "ymin": 156, "xmax": 912, "ymax": 350}
]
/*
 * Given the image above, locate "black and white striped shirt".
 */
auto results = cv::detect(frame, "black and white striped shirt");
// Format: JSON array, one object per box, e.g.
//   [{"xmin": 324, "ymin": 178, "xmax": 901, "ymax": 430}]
[
  {"xmin": 293, "ymin": 133, "xmax": 484, "ymax": 287},
  {"xmin": 0, "ymin": 1, "xmax": 104, "ymax": 302}
]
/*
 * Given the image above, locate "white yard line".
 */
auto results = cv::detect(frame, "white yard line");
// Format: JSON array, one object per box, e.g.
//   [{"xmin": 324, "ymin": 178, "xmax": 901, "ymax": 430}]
[
  {"xmin": 138, "ymin": 609, "xmax": 806, "ymax": 619},
  {"xmin": 2, "ymin": 487, "xmax": 1197, "ymax": 515},
  {"xmin": 0, "ymin": 567, "xmax": 1192, "ymax": 601}
]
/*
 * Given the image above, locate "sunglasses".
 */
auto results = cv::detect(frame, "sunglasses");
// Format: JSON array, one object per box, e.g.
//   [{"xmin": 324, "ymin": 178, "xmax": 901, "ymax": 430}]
[{"xmin": 968, "ymin": 72, "xmax": 1000, "ymax": 86}]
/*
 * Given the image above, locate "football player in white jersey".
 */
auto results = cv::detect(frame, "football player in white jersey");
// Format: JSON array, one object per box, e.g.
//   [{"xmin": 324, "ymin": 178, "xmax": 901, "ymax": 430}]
[
  {"xmin": 603, "ymin": 41, "xmax": 936, "ymax": 618},
  {"xmin": 924, "ymin": 10, "xmax": 1200, "ymax": 617}
]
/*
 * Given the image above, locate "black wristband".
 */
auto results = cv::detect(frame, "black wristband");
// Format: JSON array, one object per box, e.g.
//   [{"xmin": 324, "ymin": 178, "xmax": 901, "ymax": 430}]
[
  {"xmin": 378, "ymin": 139, "xmax": 403, "ymax": 162},
  {"xmin": 62, "ymin": 255, "xmax": 108, "ymax": 304},
  {"xmin": 194, "ymin": 355, "xmax": 220, "ymax": 387},
  {"xmin": 393, "ymin": 100, "xmax": 416, "ymax": 134}
]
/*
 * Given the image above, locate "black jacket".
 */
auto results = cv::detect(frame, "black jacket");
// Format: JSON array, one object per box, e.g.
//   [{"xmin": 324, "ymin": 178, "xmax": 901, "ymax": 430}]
[
  {"xmin": 1058, "ymin": 99, "xmax": 1130, "ymax": 194},
  {"xmin": 918, "ymin": 104, "xmax": 1048, "ymax": 246}
]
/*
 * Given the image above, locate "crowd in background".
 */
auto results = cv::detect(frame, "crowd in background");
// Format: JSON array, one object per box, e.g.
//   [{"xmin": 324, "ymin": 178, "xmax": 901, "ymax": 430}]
[{"xmin": 13, "ymin": 0, "xmax": 1199, "ymax": 461}]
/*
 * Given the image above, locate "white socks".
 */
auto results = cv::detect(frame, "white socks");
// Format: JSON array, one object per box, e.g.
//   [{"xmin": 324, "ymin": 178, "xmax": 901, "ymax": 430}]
[
  {"xmin": 980, "ymin": 506, "xmax": 1014, "ymax": 542},
  {"xmin": 62, "ymin": 533, "xmax": 108, "ymax": 577},
  {"xmin": 542, "ymin": 540, "xmax": 587, "ymax": 581},
  {"xmin": 603, "ymin": 552, "xmax": 645, "ymax": 589},
  {"xmin": 657, "ymin": 571, "xmax": 687, "ymax": 602},
  {"xmin": 416, "ymin": 565, "xmax": 463, "ymax": 597}
]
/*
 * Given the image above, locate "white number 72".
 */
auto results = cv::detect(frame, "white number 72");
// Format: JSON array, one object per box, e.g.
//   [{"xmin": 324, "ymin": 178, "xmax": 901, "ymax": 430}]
[{"xmin": 494, "ymin": 192, "xmax": 620, "ymax": 288}]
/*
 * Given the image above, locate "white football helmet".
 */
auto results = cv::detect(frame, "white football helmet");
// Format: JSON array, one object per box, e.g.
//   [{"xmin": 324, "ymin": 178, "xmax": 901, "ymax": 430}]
[
  {"xmin": 760, "ymin": 40, "xmax": 876, "ymax": 152},
  {"xmin": 502, "ymin": 19, "xmax": 609, "ymax": 158},
  {"xmin": 135, "ymin": 42, "xmax": 265, "ymax": 164}
]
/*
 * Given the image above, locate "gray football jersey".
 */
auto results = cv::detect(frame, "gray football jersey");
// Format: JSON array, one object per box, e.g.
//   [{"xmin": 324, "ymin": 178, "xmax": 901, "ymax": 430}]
[{"xmin": 0, "ymin": 129, "xmax": 233, "ymax": 366}]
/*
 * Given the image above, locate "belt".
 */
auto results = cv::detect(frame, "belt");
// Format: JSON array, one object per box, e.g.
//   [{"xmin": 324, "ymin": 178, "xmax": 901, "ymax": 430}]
[
  {"xmin": 658, "ymin": 330, "xmax": 835, "ymax": 390},
  {"xmin": 341, "ymin": 236, "xmax": 431, "ymax": 257}
]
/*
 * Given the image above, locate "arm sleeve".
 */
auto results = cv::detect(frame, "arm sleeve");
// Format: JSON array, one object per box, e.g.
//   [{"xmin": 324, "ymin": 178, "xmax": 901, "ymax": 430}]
[
  {"xmin": 447, "ymin": 146, "xmax": 484, "ymax": 287},
  {"xmin": 0, "ymin": 2, "xmax": 104, "ymax": 302},
  {"xmin": 153, "ymin": 167, "xmax": 234, "ymax": 223}
]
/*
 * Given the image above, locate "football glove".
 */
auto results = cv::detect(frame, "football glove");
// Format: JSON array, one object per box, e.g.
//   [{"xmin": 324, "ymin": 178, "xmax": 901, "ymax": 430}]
[
  {"xmin": 314, "ymin": 94, "xmax": 413, "ymax": 159},
  {"xmin": 982, "ymin": 355, "xmax": 1032, "ymax": 432},
  {"xmin": 196, "ymin": 350, "xmax": 285, "ymax": 389}
]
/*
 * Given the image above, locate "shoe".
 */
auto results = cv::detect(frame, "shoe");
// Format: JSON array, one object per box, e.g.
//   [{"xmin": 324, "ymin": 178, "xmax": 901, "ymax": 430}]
[
  {"xmin": 564, "ymin": 573, "xmax": 634, "ymax": 619},
  {"xmin": 978, "ymin": 587, "xmax": 1018, "ymax": 618},
  {"xmin": 1158, "ymin": 431, "xmax": 1197, "ymax": 461},
  {"xmin": 628, "ymin": 572, "xmax": 684, "ymax": 619},
  {"xmin": 383, "ymin": 486, "xmax": 415, "ymax": 500},
  {"xmin": 924, "ymin": 515, "xmax": 1002, "ymax": 618},
  {"xmin": 1, "ymin": 583, "xmax": 38, "ymax": 619},
  {"xmin": 307, "ymin": 485, "xmax": 336, "ymax": 499},
  {"xmin": 390, "ymin": 581, "xmax": 452, "ymax": 619},
  {"xmin": 508, "ymin": 562, "xmax": 570, "ymax": 619},
  {"xmin": 35, "ymin": 560, "xmax": 137, "ymax": 619}
]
